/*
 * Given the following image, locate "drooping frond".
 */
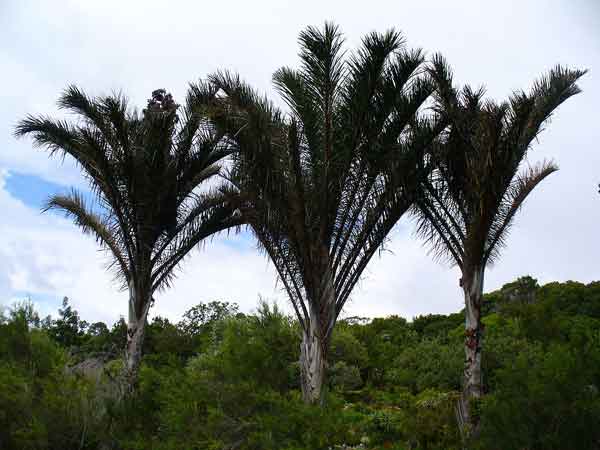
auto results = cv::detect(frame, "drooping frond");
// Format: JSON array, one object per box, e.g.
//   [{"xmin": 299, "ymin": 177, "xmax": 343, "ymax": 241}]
[
  {"xmin": 485, "ymin": 161, "xmax": 558, "ymax": 263},
  {"xmin": 15, "ymin": 113, "xmax": 138, "ymax": 271},
  {"xmin": 413, "ymin": 152, "xmax": 466, "ymax": 268},
  {"xmin": 44, "ymin": 190, "xmax": 130, "ymax": 287},
  {"xmin": 151, "ymin": 189, "xmax": 244, "ymax": 291}
]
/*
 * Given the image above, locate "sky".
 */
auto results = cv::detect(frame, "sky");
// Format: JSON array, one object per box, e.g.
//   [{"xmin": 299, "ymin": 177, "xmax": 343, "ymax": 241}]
[{"xmin": 1, "ymin": 0, "xmax": 599, "ymax": 325}]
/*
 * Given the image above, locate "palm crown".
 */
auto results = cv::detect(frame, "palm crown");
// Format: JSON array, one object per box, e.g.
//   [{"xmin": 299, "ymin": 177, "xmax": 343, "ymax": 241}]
[
  {"xmin": 16, "ymin": 86, "xmax": 239, "ymax": 298},
  {"xmin": 416, "ymin": 56, "xmax": 586, "ymax": 272}
]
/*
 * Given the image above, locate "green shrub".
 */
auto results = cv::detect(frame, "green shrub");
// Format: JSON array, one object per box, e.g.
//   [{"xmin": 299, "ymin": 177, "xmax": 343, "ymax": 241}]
[{"xmin": 330, "ymin": 361, "xmax": 363, "ymax": 391}]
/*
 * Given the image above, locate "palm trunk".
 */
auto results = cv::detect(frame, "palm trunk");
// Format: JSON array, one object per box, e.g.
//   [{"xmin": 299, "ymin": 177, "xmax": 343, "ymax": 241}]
[
  {"xmin": 122, "ymin": 282, "xmax": 151, "ymax": 397},
  {"xmin": 457, "ymin": 265, "xmax": 485, "ymax": 436},
  {"xmin": 300, "ymin": 311, "xmax": 328, "ymax": 404},
  {"xmin": 299, "ymin": 267, "xmax": 336, "ymax": 405}
]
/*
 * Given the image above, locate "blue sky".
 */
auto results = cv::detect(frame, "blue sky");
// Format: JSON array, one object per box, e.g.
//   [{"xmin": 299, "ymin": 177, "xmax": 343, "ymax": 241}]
[
  {"xmin": 5, "ymin": 172, "xmax": 73, "ymax": 211},
  {"xmin": 1, "ymin": 0, "xmax": 599, "ymax": 325}
]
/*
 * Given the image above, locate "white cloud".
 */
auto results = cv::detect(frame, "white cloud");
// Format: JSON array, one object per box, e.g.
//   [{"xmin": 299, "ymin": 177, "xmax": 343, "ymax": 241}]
[{"xmin": 0, "ymin": 169, "xmax": 119, "ymax": 321}]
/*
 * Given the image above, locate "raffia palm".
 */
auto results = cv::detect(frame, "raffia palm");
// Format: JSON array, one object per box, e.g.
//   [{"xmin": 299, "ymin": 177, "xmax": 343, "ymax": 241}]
[
  {"xmin": 206, "ymin": 23, "xmax": 442, "ymax": 403},
  {"xmin": 414, "ymin": 55, "xmax": 586, "ymax": 432},
  {"xmin": 15, "ymin": 86, "xmax": 242, "ymax": 393}
]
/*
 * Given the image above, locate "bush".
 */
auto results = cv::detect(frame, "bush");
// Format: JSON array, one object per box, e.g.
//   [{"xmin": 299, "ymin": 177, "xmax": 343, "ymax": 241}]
[
  {"xmin": 477, "ymin": 342, "xmax": 600, "ymax": 450},
  {"xmin": 330, "ymin": 362, "xmax": 363, "ymax": 391},
  {"xmin": 386, "ymin": 337, "xmax": 462, "ymax": 392}
]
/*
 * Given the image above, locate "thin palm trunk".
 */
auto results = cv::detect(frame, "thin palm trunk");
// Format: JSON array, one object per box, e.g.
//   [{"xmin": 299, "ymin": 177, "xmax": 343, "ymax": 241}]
[
  {"xmin": 300, "ymin": 267, "xmax": 336, "ymax": 404},
  {"xmin": 122, "ymin": 281, "xmax": 151, "ymax": 396},
  {"xmin": 457, "ymin": 265, "xmax": 484, "ymax": 434},
  {"xmin": 300, "ymin": 312, "xmax": 328, "ymax": 404}
]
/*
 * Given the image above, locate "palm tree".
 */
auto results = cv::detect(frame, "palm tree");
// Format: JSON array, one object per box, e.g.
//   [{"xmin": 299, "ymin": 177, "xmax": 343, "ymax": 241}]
[
  {"xmin": 15, "ymin": 86, "xmax": 242, "ymax": 393},
  {"xmin": 207, "ymin": 23, "xmax": 441, "ymax": 404},
  {"xmin": 414, "ymin": 55, "xmax": 586, "ymax": 433}
]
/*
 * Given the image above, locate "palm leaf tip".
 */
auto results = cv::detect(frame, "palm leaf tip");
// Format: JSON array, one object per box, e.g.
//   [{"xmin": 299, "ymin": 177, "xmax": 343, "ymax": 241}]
[
  {"xmin": 13, "ymin": 115, "xmax": 47, "ymax": 139},
  {"xmin": 533, "ymin": 65, "xmax": 588, "ymax": 96},
  {"xmin": 57, "ymin": 85, "xmax": 90, "ymax": 111},
  {"xmin": 42, "ymin": 189, "xmax": 129, "ymax": 278},
  {"xmin": 485, "ymin": 160, "xmax": 559, "ymax": 264}
]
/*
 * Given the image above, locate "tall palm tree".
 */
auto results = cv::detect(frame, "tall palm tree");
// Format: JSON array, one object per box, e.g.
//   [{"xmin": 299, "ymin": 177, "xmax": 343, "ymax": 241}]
[
  {"xmin": 207, "ymin": 23, "xmax": 441, "ymax": 404},
  {"xmin": 15, "ymin": 86, "xmax": 241, "ymax": 393},
  {"xmin": 414, "ymin": 55, "xmax": 586, "ymax": 433}
]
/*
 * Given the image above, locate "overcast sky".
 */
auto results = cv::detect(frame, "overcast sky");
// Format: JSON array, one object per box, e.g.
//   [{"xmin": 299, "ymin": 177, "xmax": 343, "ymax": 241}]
[{"xmin": 1, "ymin": 0, "xmax": 598, "ymax": 325}]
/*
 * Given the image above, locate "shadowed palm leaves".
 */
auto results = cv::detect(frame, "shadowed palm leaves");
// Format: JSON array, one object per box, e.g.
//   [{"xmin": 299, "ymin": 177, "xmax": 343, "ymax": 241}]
[
  {"xmin": 207, "ymin": 23, "xmax": 441, "ymax": 403},
  {"xmin": 15, "ymin": 86, "xmax": 242, "ymax": 393},
  {"xmin": 414, "ymin": 55, "xmax": 586, "ymax": 433}
]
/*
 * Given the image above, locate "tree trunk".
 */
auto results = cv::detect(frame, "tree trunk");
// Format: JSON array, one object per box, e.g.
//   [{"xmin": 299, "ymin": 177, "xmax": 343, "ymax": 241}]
[
  {"xmin": 457, "ymin": 265, "xmax": 485, "ymax": 437},
  {"xmin": 300, "ymin": 313, "xmax": 327, "ymax": 404},
  {"xmin": 121, "ymin": 282, "xmax": 151, "ymax": 397},
  {"xmin": 299, "ymin": 267, "xmax": 336, "ymax": 405}
]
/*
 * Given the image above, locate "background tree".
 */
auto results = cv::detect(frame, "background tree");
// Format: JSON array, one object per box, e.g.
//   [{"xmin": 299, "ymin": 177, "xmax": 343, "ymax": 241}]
[
  {"xmin": 207, "ymin": 23, "xmax": 440, "ymax": 403},
  {"xmin": 178, "ymin": 300, "xmax": 240, "ymax": 336},
  {"xmin": 413, "ymin": 55, "xmax": 586, "ymax": 433},
  {"xmin": 15, "ymin": 86, "xmax": 242, "ymax": 393},
  {"xmin": 44, "ymin": 297, "xmax": 88, "ymax": 348}
]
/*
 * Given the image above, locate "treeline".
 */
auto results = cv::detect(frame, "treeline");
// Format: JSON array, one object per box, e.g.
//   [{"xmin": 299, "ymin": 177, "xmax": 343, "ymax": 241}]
[{"xmin": 1, "ymin": 277, "xmax": 599, "ymax": 449}]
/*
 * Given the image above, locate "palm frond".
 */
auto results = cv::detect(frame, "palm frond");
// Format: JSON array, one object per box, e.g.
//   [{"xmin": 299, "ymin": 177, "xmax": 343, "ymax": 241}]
[
  {"xmin": 414, "ymin": 58, "xmax": 584, "ymax": 275},
  {"xmin": 485, "ymin": 161, "xmax": 558, "ymax": 263},
  {"xmin": 507, "ymin": 65, "xmax": 587, "ymax": 157},
  {"xmin": 151, "ymin": 192, "xmax": 243, "ymax": 291},
  {"xmin": 44, "ymin": 190, "xmax": 130, "ymax": 287}
]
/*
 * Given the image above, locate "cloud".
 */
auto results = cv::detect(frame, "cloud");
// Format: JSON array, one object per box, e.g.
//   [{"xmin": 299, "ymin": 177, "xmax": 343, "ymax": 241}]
[
  {"xmin": 345, "ymin": 225, "xmax": 462, "ymax": 320},
  {"xmin": 0, "ymin": 169, "xmax": 120, "ymax": 321}
]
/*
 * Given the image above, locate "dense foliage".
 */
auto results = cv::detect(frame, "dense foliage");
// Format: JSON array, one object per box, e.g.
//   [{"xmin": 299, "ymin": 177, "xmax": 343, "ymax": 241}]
[{"xmin": 1, "ymin": 276, "xmax": 598, "ymax": 450}]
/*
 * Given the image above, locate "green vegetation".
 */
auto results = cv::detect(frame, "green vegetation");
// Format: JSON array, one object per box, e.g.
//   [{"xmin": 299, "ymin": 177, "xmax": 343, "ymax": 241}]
[{"xmin": 1, "ymin": 277, "xmax": 598, "ymax": 449}]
